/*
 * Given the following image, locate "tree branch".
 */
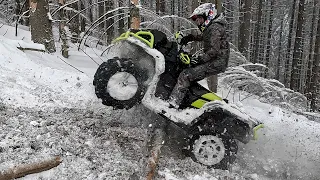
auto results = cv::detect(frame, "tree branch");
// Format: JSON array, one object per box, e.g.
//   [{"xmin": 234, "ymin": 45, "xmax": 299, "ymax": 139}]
[{"xmin": 17, "ymin": 46, "xmax": 45, "ymax": 52}]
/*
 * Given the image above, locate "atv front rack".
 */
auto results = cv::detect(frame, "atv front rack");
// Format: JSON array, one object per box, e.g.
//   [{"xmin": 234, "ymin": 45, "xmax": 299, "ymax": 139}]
[
  {"xmin": 112, "ymin": 31, "xmax": 155, "ymax": 48},
  {"xmin": 253, "ymin": 123, "xmax": 264, "ymax": 140}
]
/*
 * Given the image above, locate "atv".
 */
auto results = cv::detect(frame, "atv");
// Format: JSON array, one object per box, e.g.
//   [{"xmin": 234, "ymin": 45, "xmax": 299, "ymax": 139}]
[{"xmin": 93, "ymin": 29, "xmax": 263, "ymax": 169}]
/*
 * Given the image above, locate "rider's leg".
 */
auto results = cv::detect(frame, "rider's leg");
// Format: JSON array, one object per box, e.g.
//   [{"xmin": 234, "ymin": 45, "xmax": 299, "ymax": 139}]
[{"xmin": 169, "ymin": 65, "xmax": 208, "ymax": 108}]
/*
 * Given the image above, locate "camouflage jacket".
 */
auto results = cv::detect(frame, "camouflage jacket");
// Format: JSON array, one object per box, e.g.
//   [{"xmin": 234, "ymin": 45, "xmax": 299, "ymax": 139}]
[{"xmin": 193, "ymin": 14, "xmax": 230, "ymax": 73}]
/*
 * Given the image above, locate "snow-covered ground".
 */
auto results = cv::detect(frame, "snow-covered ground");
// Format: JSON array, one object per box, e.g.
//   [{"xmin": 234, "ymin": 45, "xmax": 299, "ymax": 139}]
[{"xmin": 0, "ymin": 24, "xmax": 320, "ymax": 180}]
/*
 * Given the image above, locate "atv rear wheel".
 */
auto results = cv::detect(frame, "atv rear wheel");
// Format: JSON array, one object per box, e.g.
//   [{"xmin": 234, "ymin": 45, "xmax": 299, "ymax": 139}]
[
  {"xmin": 93, "ymin": 57, "xmax": 148, "ymax": 109},
  {"xmin": 189, "ymin": 133, "xmax": 238, "ymax": 170}
]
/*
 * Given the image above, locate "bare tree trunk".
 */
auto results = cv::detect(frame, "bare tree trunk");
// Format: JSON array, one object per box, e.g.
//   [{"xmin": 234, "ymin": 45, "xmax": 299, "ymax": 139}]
[
  {"xmin": 177, "ymin": 0, "xmax": 181, "ymax": 27},
  {"xmin": 15, "ymin": 0, "xmax": 29, "ymax": 36},
  {"xmin": 79, "ymin": 1, "xmax": 85, "ymax": 33},
  {"xmin": 148, "ymin": 0, "xmax": 154, "ymax": 11},
  {"xmin": 310, "ymin": 6, "xmax": 320, "ymax": 111},
  {"xmin": 85, "ymin": 0, "xmax": 93, "ymax": 22},
  {"xmin": 156, "ymin": 0, "xmax": 165, "ymax": 15},
  {"xmin": 171, "ymin": 0, "xmax": 175, "ymax": 31},
  {"xmin": 118, "ymin": 0, "xmax": 125, "ymax": 35},
  {"xmin": 224, "ymin": 0, "xmax": 237, "ymax": 45},
  {"xmin": 68, "ymin": 1, "xmax": 80, "ymax": 43},
  {"xmin": 215, "ymin": 0, "xmax": 222, "ymax": 13},
  {"xmin": 252, "ymin": 0, "xmax": 263, "ymax": 64},
  {"xmin": 59, "ymin": 0, "xmax": 68, "ymax": 58},
  {"xmin": 207, "ymin": 75, "xmax": 218, "ymax": 92},
  {"xmin": 238, "ymin": 0, "xmax": 252, "ymax": 59},
  {"xmin": 304, "ymin": 1, "xmax": 318, "ymax": 98},
  {"xmin": 98, "ymin": 0, "xmax": 104, "ymax": 29},
  {"xmin": 97, "ymin": 0, "xmax": 114, "ymax": 44},
  {"xmin": 264, "ymin": 0, "xmax": 274, "ymax": 78},
  {"xmin": 106, "ymin": 1, "xmax": 114, "ymax": 44},
  {"xmin": 290, "ymin": 0, "xmax": 305, "ymax": 92},
  {"xmin": 284, "ymin": 0, "xmax": 297, "ymax": 87},
  {"xmin": 91, "ymin": 0, "xmax": 99, "ymax": 23},
  {"xmin": 156, "ymin": 0, "xmax": 160, "ymax": 15},
  {"xmin": 15, "ymin": 0, "xmax": 21, "ymax": 22},
  {"xmin": 23, "ymin": 0, "xmax": 30, "ymax": 26},
  {"xmin": 276, "ymin": 19, "xmax": 284, "ymax": 80},
  {"xmin": 29, "ymin": 0, "xmax": 56, "ymax": 53}
]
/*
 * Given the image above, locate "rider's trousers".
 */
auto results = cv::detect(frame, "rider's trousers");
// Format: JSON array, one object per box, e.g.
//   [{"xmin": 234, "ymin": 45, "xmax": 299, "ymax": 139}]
[{"xmin": 169, "ymin": 63, "xmax": 221, "ymax": 107}]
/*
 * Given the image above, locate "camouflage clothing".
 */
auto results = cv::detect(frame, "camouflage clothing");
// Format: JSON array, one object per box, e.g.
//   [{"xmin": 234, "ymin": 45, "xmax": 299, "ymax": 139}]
[{"xmin": 170, "ymin": 14, "xmax": 230, "ymax": 107}]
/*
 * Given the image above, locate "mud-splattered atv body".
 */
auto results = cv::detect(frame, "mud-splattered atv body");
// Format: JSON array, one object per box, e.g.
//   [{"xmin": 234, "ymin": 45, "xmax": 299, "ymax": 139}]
[{"xmin": 93, "ymin": 29, "xmax": 263, "ymax": 169}]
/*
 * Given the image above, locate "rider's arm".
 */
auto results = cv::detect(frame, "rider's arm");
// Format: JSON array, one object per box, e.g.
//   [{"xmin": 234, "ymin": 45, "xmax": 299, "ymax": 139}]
[
  {"xmin": 193, "ymin": 34, "xmax": 203, "ymax": 41},
  {"xmin": 180, "ymin": 33, "xmax": 202, "ymax": 44},
  {"xmin": 198, "ymin": 24, "xmax": 222, "ymax": 63}
]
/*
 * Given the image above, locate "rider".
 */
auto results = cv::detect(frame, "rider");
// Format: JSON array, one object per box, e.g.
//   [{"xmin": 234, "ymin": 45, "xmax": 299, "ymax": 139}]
[{"xmin": 169, "ymin": 3, "xmax": 230, "ymax": 108}]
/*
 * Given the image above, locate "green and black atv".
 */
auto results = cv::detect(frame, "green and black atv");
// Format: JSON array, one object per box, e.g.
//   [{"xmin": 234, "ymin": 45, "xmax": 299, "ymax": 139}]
[{"xmin": 93, "ymin": 29, "xmax": 263, "ymax": 169}]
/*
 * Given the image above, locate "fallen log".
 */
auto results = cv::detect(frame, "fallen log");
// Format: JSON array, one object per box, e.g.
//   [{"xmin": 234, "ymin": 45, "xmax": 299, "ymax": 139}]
[
  {"xmin": 0, "ymin": 156, "xmax": 62, "ymax": 180},
  {"xmin": 146, "ymin": 128, "xmax": 165, "ymax": 180},
  {"xmin": 17, "ymin": 46, "xmax": 45, "ymax": 52}
]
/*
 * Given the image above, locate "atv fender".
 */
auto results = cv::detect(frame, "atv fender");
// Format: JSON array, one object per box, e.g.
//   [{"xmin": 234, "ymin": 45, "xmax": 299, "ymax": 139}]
[{"xmin": 190, "ymin": 101, "xmax": 259, "ymax": 144}]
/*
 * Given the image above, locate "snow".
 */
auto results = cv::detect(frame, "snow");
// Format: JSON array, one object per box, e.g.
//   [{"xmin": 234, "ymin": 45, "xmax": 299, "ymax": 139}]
[
  {"xmin": 0, "ymin": 25, "xmax": 101, "ymax": 110},
  {"xmin": 0, "ymin": 24, "xmax": 320, "ymax": 180},
  {"xmin": 0, "ymin": 35, "xmax": 45, "ymax": 50},
  {"xmin": 240, "ymin": 100, "xmax": 320, "ymax": 179}
]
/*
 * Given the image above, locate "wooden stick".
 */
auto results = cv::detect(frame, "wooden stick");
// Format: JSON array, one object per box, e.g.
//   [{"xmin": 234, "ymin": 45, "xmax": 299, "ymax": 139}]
[
  {"xmin": 146, "ymin": 128, "xmax": 165, "ymax": 180},
  {"xmin": 0, "ymin": 156, "xmax": 62, "ymax": 180},
  {"xmin": 17, "ymin": 46, "xmax": 45, "ymax": 52}
]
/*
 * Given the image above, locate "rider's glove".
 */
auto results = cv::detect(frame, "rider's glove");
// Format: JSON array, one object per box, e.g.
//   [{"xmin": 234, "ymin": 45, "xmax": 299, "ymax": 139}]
[
  {"xmin": 190, "ymin": 57, "xmax": 199, "ymax": 65},
  {"xmin": 180, "ymin": 34, "xmax": 195, "ymax": 45}
]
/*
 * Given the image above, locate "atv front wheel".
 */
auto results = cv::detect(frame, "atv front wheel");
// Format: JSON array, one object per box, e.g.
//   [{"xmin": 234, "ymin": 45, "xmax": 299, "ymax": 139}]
[
  {"xmin": 189, "ymin": 133, "xmax": 238, "ymax": 170},
  {"xmin": 93, "ymin": 57, "xmax": 148, "ymax": 109}
]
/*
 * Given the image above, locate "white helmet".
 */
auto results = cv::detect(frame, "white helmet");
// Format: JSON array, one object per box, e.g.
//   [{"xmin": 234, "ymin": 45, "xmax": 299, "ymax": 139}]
[{"xmin": 189, "ymin": 3, "xmax": 217, "ymax": 22}]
